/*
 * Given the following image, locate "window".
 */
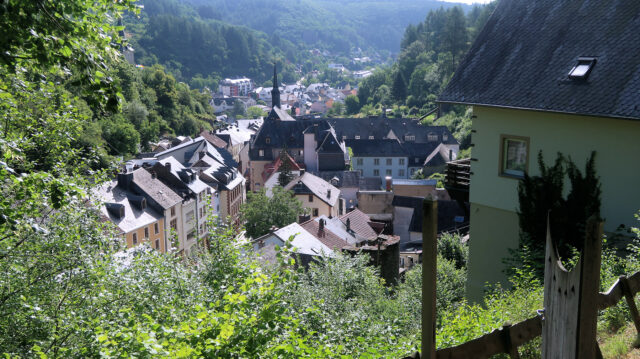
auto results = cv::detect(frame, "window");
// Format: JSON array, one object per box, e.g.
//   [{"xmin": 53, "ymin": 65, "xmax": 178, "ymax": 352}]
[
  {"xmin": 186, "ymin": 210, "xmax": 194, "ymax": 222},
  {"xmin": 368, "ymin": 136, "xmax": 374, "ymax": 140},
  {"xmin": 312, "ymin": 208, "xmax": 319, "ymax": 217},
  {"xmin": 300, "ymin": 149, "xmax": 304, "ymax": 155},
  {"xmin": 373, "ymin": 169, "xmax": 380, "ymax": 176},
  {"xmin": 170, "ymin": 219, "xmax": 177, "ymax": 230},
  {"xmin": 428, "ymin": 133, "xmax": 438, "ymax": 142},
  {"xmin": 155, "ymin": 239, "xmax": 160, "ymax": 249},
  {"xmin": 355, "ymin": 135, "xmax": 360, "ymax": 140},
  {"xmin": 386, "ymin": 169, "xmax": 392, "ymax": 175},
  {"xmin": 373, "ymin": 158, "xmax": 380, "ymax": 165},
  {"xmin": 399, "ymin": 169, "xmax": 405, "ymax": 177},
  {"xmin": 132, "ymin": 233, "xmax": 138, "ymax": 245},
  {"xmin": 410, "ymin": 168, "xmax": 416, "ymax": 175},
  {"xmin": 386, "ymin": 158, "xmax": 392, "ymax": 165},
  {"xmin": 568, "ymin": 57, "xmax": 597, "ymax": 79},
  {"xmin": 154, "ymin": 223, "xmax": 159, "ymax": 234},
  {"xmin": 265, "ymin": 137, "xmax": 271, "ymax": 144},
  {"xmin": 170, "ymin": 207, "xmax": 176, "ymax": 217},
  {"xmin": 309, "ymin": 194, "xmax": 314, "ymax": 202},
  {"xmin": 405, "ymin": 135, "xmax": 415, "ymax": 141},
  {"xmin": 356, "ymin": 158, "xmax": 363, "ymax": 166},
  {"xmin": 443, "ymin": 133, "xmax": 449, "ymax": 141},
  {"xmin": 500, "ymin": 135, "xmax": 529, "ymax": 178},
  {"xmin": 342, "ymin": 135, "xmax": 347, "ymax": 140},
  {"xmin": 399, "ymin": 158, "xmax": 405, "ymax": 165},
  {"xmin": 259, "ymin": 149, "xmax": 264, "ymax": 157},
  {"xmin": 199, "ymin": 208, "xmax": 203, "ymax": 218},
  {"xmin": 144, "ymin": 227, "xmax": 149, "ymax": 238}
]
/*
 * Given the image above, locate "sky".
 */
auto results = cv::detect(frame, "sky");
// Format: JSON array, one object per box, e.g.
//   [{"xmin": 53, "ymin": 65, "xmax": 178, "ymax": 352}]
[{"xmin": 438, "ymin": 0, "xmax": 494, "ymax": 4}]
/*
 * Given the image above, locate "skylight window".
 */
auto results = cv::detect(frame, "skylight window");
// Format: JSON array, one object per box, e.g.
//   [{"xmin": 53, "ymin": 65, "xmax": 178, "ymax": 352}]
[{"xmin": 568, "ymin": 57, "xmax": 596, "ymax": 79}]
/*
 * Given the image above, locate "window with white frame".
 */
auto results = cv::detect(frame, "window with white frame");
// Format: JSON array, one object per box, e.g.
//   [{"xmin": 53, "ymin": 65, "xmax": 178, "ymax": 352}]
[{"xmin": 500, "ymin": 135, "xmax": 529, "ymax": 178}]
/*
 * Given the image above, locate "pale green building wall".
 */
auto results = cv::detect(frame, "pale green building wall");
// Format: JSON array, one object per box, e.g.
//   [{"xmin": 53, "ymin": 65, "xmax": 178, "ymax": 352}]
[{"xmin": 467, "ymin": 106, "xmax": 640, "ymax": 301}]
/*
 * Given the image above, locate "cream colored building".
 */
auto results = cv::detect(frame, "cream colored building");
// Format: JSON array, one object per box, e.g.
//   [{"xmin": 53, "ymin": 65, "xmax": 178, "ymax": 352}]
[
  {"xmin": 437, "ymin": 0, "xmax": 640, "ymax": 301},
  {"xmin": 283, "ymin": 172, "xmax": 343, "ymax": 218}
]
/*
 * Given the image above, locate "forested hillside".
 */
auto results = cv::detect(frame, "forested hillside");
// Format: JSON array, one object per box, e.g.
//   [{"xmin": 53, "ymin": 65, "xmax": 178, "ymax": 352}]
[
  {"xmin": 183, "ymin": 0, "xmax": 470, "ymax": 53},
  {"xmin": 124, "ymin": 0, "xmax": 302, "ymax": 89}
]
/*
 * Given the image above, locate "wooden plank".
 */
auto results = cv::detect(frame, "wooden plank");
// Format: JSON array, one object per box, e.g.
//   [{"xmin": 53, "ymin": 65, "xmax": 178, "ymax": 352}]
[
  {"xmin": 422, "ymin": 197, "xmax": 438, "ymax": 359},
  {"xmin": 576, "ymin": 218, "xmax": 603, "ymax": 359},
  {"xmin": 435, "ymin": 316, "xmax": 542, "ymax": 359},
  {"xmin": 619, "ymin": 275, "xmax": 640, "ymax": 333}
]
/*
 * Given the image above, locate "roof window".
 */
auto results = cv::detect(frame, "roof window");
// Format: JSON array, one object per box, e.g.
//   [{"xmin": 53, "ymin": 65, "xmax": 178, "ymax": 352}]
[{"xmin": 568, "ymin": 57, "xmax": 596, "ymax": 80}]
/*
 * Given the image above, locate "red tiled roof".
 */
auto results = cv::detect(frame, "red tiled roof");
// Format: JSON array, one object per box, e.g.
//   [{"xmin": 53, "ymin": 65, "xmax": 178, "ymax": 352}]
[
  {"xmin": 199, "ymin": 131, "xmax": 228, "ymax": 149},
  {"xmin": 339, "ymin": 208, "xmax": 379, "ymax": 240},
  {"xmin": 300, "ymin": 219, "xmax": 348, "ymax": 251}
]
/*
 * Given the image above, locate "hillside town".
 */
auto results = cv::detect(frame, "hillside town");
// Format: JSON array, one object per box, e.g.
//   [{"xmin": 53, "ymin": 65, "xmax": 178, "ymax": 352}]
[{"xmin": 96, "ymin": 67, "xmax": 468, "ymax": 280}]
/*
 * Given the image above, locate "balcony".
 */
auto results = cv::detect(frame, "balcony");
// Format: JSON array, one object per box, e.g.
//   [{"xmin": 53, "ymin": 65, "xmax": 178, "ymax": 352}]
[{"xmin": 444, "ymin": 158, "xmax": 470, "ymax": 214}]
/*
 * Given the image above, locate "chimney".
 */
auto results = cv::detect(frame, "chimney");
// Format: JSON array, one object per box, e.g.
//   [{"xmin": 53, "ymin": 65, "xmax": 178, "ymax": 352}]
[
  {"xmin": 300, "ymin": 169, "xmax": 305, "ymax": 176},
  {"xmin": 346, "ymin": 218, "xmax": 351, "ymax": 232},
  {"xmin": 318, "ymin": 218, "xmax": 325, "ymax": 237},
  {"xmin": 298, "ymin": 214, "xmax": 311, "ymax": 223},
  {"xmin": 327, "ymin": 189, "xmax": 331, "ymax": 199},
  {"xmin": 385, "ymin": 176, "xmax": 392, "ymax": 192},
  {"xmin": 165, "ymin": 162, "xmax": 171, "ymax": 171},
  {"xmin": 151, "ymin": 171, "xmax": 157, "ymax": 180}
]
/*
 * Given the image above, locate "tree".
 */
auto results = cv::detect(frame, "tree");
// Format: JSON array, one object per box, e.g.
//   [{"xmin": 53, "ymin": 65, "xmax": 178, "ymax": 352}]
[
  {"xmin": 231, "ymin": 100, "xmax": 247, "ymax": 119},
  {"xmin": 345, "ymin": 95, "xmax": 361, "ymax": 115},
  {"xmin": 443, "ymin": 6, "xmax": 468, "ymax": 69},
  {"xmin": 241, "ymin": 187, "xmax": 303, "ymax": 239},
  {"xmin": 247, "ymin": 106, "xmax": 267, "ymax": 119},
  {"xmin": 391, "ymin": 71, "xmax": 407, "ymax": 103},
  {"xmin": 277, "ymin": 149, "xmax": 295, "ymax": 186}
]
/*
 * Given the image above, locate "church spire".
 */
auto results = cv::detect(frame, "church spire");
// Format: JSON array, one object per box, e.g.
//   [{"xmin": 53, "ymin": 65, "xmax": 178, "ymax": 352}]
[{"xmin": 271, "ymin": 63, "xmax": 281, "ymax": 109}]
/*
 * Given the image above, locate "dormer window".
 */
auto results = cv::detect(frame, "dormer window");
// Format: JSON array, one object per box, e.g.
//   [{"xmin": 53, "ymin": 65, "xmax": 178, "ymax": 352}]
[
  {"xmin": 259, "ymin": 149, "xmax": 264, "ymax": 157},
  {"xmin": 368, "ymin": 136, "xmax": 374, "ymax": 140},
  {"xmin": 355, "ymin": 135, "xmax": 360, "ymax": 140},
  {"xmin": 568, "ymin": 57, "xmax": 596, "ymax": 80},
  {"xmin": 443, "ymin": 133, "xmax": 448, "ymax": 141},
  {"xmin": 428, "ymin": 133, "xmax": 438, "ymax": 142},
  {"xmin": 265, "ymin": 137, "xmax": 271, "ymax": 144},
  {"xmin": 405, "ymin": 135, "xmax": 415, "ymax": 141}
]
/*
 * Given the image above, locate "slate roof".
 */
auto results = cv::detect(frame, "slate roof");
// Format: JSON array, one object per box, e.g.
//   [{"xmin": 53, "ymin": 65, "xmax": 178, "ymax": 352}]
[
  {"xmin": 132, "ymin": 168, "xmax": 182, "ymax": 210},
  {"xmin": 392, "ymin": 196, "xmax": 467, "ymax": 234},
  {"xmin": 96, "ymin": 180, "xmax": 163, "ymax": 233},
  {"xmin": 403, "ymin": 142, "xmax": 440, "ymax": 167},
  {"xmin": 314, "ymin": 170, "xmax": 361, "ymax": 188},
  {"xmin": 438, "ymin": 0, "xmax": 640, "ymax": 120},
  {"xmin": 283, "ymin": 172, "xmax": 340, "ymax": 207},
  {"xmin": 299, "ymin": 219, "xmax": 348, "ymax": 250},
  {"xmin": 359, "ymin": 177, "xmax": 382, "ymax": 191},
  {"xmin": 255, "ymin": 222, "xmax": 334, "ymax": 257},
  {"xmin": 326, "ymin": 118, "xmax": 458, "ymax": 145},
  {"xmin": 249, "ymin": 119, "xmax": 334, "ymax": 160},
  {"xmin": 346, "ymin": 139, "xmax": 406, "ymax": 157}
]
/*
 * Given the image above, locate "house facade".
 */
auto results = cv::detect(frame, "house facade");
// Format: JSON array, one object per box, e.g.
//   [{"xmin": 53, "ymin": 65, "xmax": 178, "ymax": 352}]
[
  {"xmin": 438, "ymin": 0, "xmax": 640, "ymax": 300},
  {"xmin": 348, "ymin": 139, "xmax": 409, "ymax": 181},
  {"xmin": 283, "ymin": 172, "xmax": 343, "ymax": 218}
]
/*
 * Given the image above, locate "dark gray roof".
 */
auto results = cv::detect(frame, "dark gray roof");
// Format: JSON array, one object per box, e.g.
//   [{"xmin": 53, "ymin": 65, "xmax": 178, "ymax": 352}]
[
  {"xmin": 346, "ymin": 139, "xmax": 406, "ymax": 157},
  {"xmin": 315, "ymin": 170, "xmax": 361, "ymax": 188},
  {"xmin": 403, "ymin": 142, "xmax": 440, "ymax": 167},
  {"xmin": 438, "ymin": 0, "xmax": 640, "ymax": 120},
  {"xmin": 132, "ymin": 168, "xmax": 182, "ymax": 210},
  {"xmin": 326, "ymin": 118, "xmax": 458, "ymax": 145},
  {"xmin": 392, "ymin": 196, "xmax": 467, "ymax": 233},
  {"xmin": 359, "ymin": 177, "xmax": 382, "ymax": 191},
  {"xmin": 249, "ymin": 119, "xmax": 335, "ymax": 160}
]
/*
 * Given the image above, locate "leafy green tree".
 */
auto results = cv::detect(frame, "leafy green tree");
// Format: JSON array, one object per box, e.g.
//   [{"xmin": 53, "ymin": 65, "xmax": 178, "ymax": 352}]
[
  {"xmin": 241, "ymin": 187, "xmax": 303, "ymax": 239},
  {"xmin": 231, "ymin": 100, "xmax": 247, "ymax": 119},
  {"xmin": 444, "ymin": 6, "xmax": 468, "ymax": 69},
  {"xmin": 345, "ymin": 94, "xmax": 361, "ymax": 115},
  {"xmin": 247, "ymin": 106, "xmax": 267, "ymax": 119},
  {"xmin": 101, "ymin": 117, "xmax": 141, "ymax": 156},
  {"xmin": 391, "ymin": 70, "xmax": 407, "ymax": 103}
]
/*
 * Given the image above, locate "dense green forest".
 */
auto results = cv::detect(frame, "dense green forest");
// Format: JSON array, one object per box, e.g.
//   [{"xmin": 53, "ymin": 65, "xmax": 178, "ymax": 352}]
[
  {"xmin": 124, "ymin": 0, "xmax": 306, "ymax": 89},
  {"xmin": 183, "ymin": 0, "xmax": 470, "ymax": 54}
]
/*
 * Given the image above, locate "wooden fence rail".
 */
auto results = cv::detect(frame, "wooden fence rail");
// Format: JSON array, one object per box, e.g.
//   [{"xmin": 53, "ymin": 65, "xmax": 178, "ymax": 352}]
[{"xmin": 404, "ymin": 271, "xmax": 640, "ymax": 359}]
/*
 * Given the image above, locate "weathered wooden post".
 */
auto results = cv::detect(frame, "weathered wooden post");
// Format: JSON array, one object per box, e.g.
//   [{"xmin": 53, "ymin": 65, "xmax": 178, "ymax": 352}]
[
  {"xmin": 541, "ymin": 216, "xmax": 603, "ymax": 358},
  {"xmin": 422, "ymin": 197, "xmax": 438, "ymax": 359}
]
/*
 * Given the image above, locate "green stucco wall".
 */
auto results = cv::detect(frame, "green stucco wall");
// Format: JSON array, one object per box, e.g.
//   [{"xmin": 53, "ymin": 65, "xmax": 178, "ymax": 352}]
[{"xmin": 467, "ymin": 106, "xmax": 640, "ymax": 300}]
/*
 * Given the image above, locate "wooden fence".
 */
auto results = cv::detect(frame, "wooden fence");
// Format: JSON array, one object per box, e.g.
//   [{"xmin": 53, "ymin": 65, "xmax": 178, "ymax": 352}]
[
  {"xmin": 409, "ymin": 200, "xmax": 640, "ymax": 359},
  {"xmin": 404, "ymin": 267, "xmax": 640, "ymax": 359}
]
